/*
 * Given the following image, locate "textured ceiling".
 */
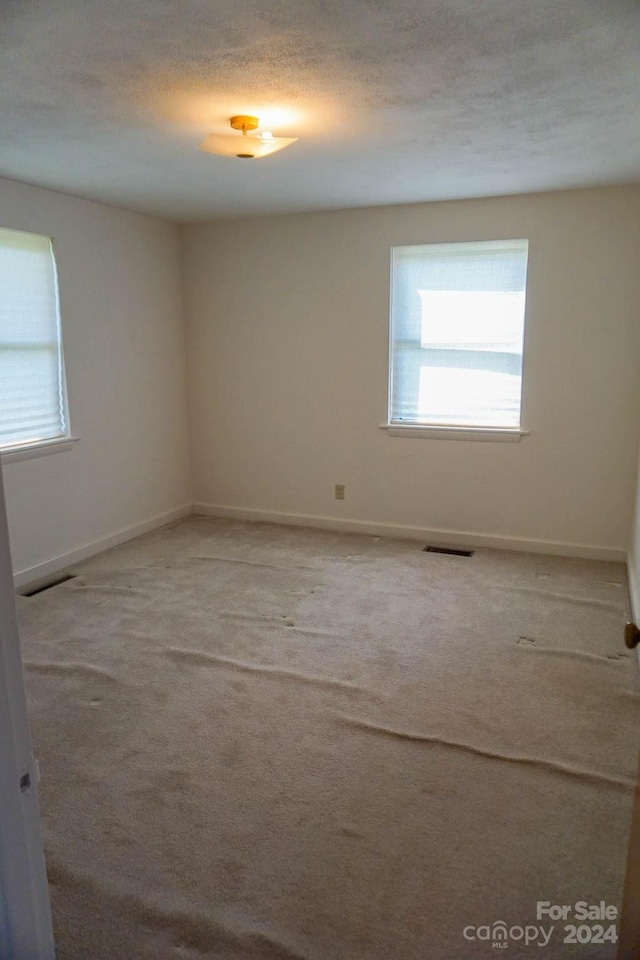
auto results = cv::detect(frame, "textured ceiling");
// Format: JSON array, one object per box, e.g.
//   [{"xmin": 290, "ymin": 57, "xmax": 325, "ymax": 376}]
[{"xmin": 1, "ymin": 0, "xmax": 639, "ymax": 221}]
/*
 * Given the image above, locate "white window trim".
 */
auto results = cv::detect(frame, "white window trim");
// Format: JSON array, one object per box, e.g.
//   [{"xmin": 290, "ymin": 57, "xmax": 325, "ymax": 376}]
[
  {"xmin": 387, "ymin": 239, "xmax": 529, "ymax": 437},
  {"xmin": 0, "ymin": 436, "xmax": 79, "ymax": 464},
  {"xmin": 0, "ymin": 228, "xmax": 72, "ymax": 453},
  {"xmin": 379, "ymin": 423, "xmax": 529, "ymax": 442}
]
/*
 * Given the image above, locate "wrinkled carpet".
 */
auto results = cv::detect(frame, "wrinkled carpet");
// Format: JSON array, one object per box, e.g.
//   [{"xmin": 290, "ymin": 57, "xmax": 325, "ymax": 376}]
[{"xmin": 17, "ymin": 516, "xmax": 640, "ymax": 959}]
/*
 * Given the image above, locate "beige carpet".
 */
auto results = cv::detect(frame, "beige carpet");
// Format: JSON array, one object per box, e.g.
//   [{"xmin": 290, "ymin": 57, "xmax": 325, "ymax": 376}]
[{"xmin": 17, "ymin": 516, "xmax": 640, "ymax": 959}]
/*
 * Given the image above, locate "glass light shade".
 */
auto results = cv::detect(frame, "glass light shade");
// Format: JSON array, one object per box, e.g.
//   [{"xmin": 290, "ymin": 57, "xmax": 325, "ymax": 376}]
[{"xmin": 200, "ymin": 133, "xmax": 298, "ymax": 159}]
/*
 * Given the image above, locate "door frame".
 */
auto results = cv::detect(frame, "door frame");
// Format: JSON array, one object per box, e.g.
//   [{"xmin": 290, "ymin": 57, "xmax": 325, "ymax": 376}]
[{"xmin": 0, "ymin": 462, "xmax": 55, "ymax": 959}]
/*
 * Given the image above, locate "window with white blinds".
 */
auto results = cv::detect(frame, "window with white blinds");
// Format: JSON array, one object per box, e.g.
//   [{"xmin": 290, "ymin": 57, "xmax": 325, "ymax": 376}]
[
  {"xmin": 0, "ymin": 227, "xmax": 69, "ymax": 449},
  {"xmin": 390, "ymin": 240, "xmax": 529, "ymax": 428}
]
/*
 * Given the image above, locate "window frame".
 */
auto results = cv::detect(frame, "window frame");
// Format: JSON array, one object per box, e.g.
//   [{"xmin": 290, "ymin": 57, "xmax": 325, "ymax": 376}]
[
  {"xmin": 0, "ymin": 227, "xmax": 76, "ymax": 462},
  {"xmin": 382, "ymin": 239, "xmax": 530, "ymax": 442}
]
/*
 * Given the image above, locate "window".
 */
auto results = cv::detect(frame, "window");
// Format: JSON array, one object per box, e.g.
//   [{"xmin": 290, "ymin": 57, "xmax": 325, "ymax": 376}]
[
  {"xmin": 0, "ymin": 227, "xmax": 70, "ymax": 450},
  {"xmin": 389, "ymin": 240, "xmax": 529, "ymax": 433}
]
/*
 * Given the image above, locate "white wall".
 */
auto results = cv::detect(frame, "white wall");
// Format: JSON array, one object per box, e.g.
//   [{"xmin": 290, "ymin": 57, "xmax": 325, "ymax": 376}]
[
  {"xmin": 3, "ymin": 182, "xmax": 637, "ymax": 573},
  {"xmin": 183, "ymin": 186, "xmax": 640, "ymax": 559},
  {"xmin": 0, "ymin": 178, "xmax": 191, "ymax": 582}
]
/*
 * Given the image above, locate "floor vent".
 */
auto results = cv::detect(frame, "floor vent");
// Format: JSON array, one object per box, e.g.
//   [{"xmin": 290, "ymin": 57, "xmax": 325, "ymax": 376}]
[
  {"xmin": 423, "ymin": 546, "xmax": 475, "ymax": 558},
  {"xmin": 21, "ymin": 574, "xmax": 77, "ymax": 597}
]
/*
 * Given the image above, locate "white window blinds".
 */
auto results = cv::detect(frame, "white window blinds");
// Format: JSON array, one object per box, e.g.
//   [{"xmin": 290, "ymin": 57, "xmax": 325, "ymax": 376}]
[
  {"xmin": 0, "ymin": 227, "xmax": 69, "ymax": 448},
  {"xmin": 390, "ymin": 240, "xmax": 529, "ymax": 428}
]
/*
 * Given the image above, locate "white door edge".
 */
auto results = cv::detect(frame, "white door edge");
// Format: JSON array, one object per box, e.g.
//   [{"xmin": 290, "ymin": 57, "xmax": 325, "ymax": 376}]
[{"xmin": 0, "ymin": 463, "xmax": 55, "ymax": 959}]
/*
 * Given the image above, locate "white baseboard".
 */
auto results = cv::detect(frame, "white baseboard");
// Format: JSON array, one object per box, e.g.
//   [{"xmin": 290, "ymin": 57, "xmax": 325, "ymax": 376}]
[
  {"xmin": 15, "ymin": 500, "xmax": 624, "ymax": 590},
  {"xmin": 13, "ymin": 503, "xmax": 192, "ymax": 589},
  {"xmin": 192, "ymin": 502, "xmax": 625, "ymax": 562}
]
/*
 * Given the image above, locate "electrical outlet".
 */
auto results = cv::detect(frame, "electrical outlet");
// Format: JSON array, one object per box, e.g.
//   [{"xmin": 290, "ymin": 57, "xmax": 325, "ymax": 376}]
[{"xmin": 335, "ymin": 484, "xmax": 345, "ymax": 500}]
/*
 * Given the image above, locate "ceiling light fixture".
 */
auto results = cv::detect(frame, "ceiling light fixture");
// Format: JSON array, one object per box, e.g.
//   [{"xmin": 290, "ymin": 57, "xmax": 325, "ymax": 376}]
[{"xmin": 200, "ymin": 115, "xmax": 298, "ymax": 160}]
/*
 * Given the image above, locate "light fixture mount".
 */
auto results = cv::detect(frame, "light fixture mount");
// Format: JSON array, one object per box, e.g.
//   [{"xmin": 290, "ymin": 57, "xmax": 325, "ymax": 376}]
[
  {"xmin": 229, "ymin": 115, "xmax": 259, "ymax": 133},
  {"xmin": 200, "ymin": 115, "xmax": 298, "ymax": 160}
]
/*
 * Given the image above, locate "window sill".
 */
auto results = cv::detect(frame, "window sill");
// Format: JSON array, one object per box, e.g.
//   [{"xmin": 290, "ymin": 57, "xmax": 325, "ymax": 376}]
[
  {"xmin": 1, "ymin": 436, "xmax": 80, "ymax": 464},
  {"xmin": 379, "ymin": 423, "xmax": 529, "ymax": 442}
]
